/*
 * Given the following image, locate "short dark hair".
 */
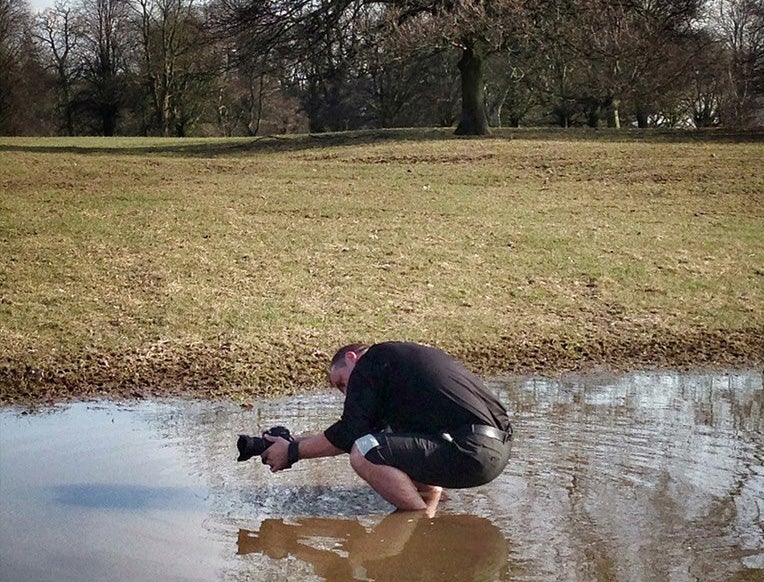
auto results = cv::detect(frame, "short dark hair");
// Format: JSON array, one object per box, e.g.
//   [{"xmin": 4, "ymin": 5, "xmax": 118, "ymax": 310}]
[{"xmin": 330, "ymin": 343, "xmax": 369, "ymax": 368}]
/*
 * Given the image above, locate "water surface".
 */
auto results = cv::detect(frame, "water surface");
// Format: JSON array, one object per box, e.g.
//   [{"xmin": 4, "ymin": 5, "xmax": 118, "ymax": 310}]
[{"xmin": 1, "ymin": 370, "xmax": 762, "ymax": 581}]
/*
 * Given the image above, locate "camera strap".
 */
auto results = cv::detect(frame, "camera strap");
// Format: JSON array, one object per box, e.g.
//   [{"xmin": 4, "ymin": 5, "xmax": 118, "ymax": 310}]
[{"xmin": 286, "ymin": 440, "xmax": 300, "ymax": 468}]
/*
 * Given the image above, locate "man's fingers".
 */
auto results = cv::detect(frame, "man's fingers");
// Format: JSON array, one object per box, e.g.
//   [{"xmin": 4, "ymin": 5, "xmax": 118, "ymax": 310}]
[
  {"xmin": 258, "ymin": 438, "xmax": 288, "ymax": 472},
  {"xmin": 260, "ymin": 448, "xmax": 280, "ymax": 471}
]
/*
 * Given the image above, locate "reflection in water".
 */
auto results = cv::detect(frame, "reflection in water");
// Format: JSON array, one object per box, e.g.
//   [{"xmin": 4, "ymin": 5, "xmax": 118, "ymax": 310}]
[
  {"xmin": 495, "ymin": 370, "xmax": 764, "ymax": 582},
  {"xmin": 50, "ymin": 484, "xmax": 206, "ymax": 511},
  {"xmin": 237, "ymin": 513, "xmax": 509, "ymax": 582}
]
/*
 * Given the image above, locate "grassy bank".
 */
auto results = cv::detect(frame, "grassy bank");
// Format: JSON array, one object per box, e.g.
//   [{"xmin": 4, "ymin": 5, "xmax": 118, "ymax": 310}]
[{"xmin": 1, "ymin": 128, "xmax": 762, "ymax": 405}]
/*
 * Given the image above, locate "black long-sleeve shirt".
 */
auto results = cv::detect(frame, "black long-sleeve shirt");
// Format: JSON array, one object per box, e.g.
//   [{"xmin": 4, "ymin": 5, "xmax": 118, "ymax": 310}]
[{"xmin": 324, "ymin": 342, "xmax": 510, "ymax": 453}]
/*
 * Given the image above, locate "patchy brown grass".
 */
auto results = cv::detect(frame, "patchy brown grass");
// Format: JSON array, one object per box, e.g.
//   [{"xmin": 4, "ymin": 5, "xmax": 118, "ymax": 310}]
[{"xmin": 1, "ymin": 129, "xmax": 762, "ymax": 406}]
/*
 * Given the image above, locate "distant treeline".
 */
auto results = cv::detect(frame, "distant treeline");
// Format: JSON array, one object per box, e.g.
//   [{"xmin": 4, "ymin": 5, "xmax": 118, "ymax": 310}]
[{"xmin": 1, "ymin": 0, "xmax": 762, "ymax": 136}]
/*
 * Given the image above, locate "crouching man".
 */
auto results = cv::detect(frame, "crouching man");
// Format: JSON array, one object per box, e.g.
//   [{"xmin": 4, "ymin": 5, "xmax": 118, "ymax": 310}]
[{"xmin": 261, "ymin": 341, "xmax": 513, "ymax": 515}]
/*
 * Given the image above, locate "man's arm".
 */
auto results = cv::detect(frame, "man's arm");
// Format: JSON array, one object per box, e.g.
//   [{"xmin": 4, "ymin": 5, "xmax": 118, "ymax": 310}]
[{"xmin": 261, "ymin": 432, "xmax": 344, "ymax": 472}]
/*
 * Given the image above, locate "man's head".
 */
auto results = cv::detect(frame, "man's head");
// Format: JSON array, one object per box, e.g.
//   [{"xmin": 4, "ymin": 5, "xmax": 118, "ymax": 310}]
[{"xmin": 328, "ymin": 343, "xmax": 368, "ymax": 394}]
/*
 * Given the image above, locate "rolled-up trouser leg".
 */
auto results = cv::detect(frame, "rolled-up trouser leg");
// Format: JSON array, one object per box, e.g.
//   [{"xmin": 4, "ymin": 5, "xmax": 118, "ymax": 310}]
[{"xmin": 353, "ymin": 431, "xmax": 511, "ymax": 489}]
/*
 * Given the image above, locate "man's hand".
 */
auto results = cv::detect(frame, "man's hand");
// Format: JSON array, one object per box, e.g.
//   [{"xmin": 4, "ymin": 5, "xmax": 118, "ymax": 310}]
[
  {"xmin": 260, "ymin": 433, "xmax": 344, "ymax": 472},
  {"xmin": 260, "ymin": 435, "xmax": 290, "ymax": 472}
]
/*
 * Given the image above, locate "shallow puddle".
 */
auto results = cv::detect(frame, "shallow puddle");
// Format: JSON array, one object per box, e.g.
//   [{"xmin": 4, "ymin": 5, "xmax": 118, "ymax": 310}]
[{"xmin": 1, "ymin": 370, "xmax": 762, "ymax": 581}]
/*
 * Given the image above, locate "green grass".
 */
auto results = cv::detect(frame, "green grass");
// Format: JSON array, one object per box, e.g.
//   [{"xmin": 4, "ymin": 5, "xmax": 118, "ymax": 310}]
[{"xmin": 1, "ymin": 128, "xmax": 762, "ymax": 403}]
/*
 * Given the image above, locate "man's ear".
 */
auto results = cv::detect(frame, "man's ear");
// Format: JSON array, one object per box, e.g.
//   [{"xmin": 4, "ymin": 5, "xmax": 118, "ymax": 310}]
[{"xmin": 345, "ymin": 350, "xmax": 359, "ymax": 364}]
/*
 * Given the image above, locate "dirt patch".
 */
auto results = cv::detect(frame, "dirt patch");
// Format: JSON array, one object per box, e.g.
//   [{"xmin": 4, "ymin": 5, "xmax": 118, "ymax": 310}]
[
  {"xmin": 0, "ymin": 338, "xmax": 327, "ymax": 406},
  {"xmin": 317, "ymin": 153, "xmax": 498, "ymax": 165},
  {"xmin": 2, "ymin": 327, "xmax": 761, "ymax": 407}
]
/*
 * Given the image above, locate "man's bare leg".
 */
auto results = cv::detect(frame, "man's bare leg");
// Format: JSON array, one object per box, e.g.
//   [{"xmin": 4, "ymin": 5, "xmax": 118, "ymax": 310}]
[
  {"xmin": 350, "ymin": 446, "xmax": 426, "ymax": 510},
  {"xmin": 413, "ymin": 482, "xmax": 443, "ymax": 517},
  {"xmin": 349, "ymin": 444, "xmax": 445, "ymax": 513}
]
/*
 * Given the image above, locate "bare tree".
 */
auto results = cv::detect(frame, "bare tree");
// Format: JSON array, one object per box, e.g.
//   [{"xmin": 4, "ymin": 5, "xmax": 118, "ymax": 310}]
[
  {"xmin": 522, "ymin": 0, "xmax": 583, "ymax": 127},
  {"xmin": 290, "ymin": 1, "xmax": 373, "ymax": 132},
  {"xmin": 568, "ymin": 0, "xmax": 703, "ymax": 129},
  {"xmin": 387, "ymin": 0, "xmax": 531, "ymax": 135},
  {"xmin": 485, "ymin": 53, "xmax": 534, "ymax": 127},
  {"xmin": 35, "ymin": 1, "xmax": 83, "ymax": 135},
  {"xmin": 77, "ymin": 0, "xmax": 132, "ymax": 135},
  {"xmin": 214, "ymin": 0, "xmax": 531, "ymax": 135},
  {"xmin": 0, "ymin": 0, "xmax": 40, "ymax": 133},
  {"xmin": 691, "ymin": 41, "xmax": 727, "ymax": 126},
  {"xmin": 363, "ymin": 25, "xmax": 461, "ymax": 127},
  {"xmin": 133, "ymin": 0, "xmax": 203, "ymax": 135},
  {"xmin": 711, "ymin": 0, "xmax": 764, "ymax": 125}
]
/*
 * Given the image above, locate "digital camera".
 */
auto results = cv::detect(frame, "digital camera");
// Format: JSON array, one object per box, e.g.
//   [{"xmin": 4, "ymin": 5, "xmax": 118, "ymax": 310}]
[{"xmin": 236, "ymin": 426, "xmax": 293, "ymax": 462}]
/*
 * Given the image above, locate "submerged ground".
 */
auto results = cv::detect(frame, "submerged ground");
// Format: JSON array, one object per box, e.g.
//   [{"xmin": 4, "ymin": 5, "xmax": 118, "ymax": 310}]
[{"xmin": 0, "ymin": 128, "xmax": 762, "ymax": 405}]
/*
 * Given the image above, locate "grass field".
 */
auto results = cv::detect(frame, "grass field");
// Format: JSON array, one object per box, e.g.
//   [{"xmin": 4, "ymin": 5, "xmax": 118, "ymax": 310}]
[{"xmin": 1, "ymin": 128, "xmax": 762, "ymax": 404}]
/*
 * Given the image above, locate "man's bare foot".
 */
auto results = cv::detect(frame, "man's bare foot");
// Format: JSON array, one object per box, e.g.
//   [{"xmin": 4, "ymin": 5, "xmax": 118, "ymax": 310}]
[{"xmin": 419, "ymin": 486, "xmax": 442, "ymax": 517}]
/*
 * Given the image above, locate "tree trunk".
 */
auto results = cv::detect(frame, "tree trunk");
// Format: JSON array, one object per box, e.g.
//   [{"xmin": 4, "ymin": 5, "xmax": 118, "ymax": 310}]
[
  {"xmin": 607, "ymin": 98, "xmax": 621, "ymax": 129},
  {"xmin": 247, "ymin": 73, "xmax": 266, "ymax": 136},
  {"xmin": 487, "ymin": 78, "xmax": 513, "ymax": 128},
  {"xmin": 454, "ymin": 40, "xmax": 489, "ymax": 136},
  {"xmin": 586, "ymin": 101, "xmax": 603, "ymax": 128},
  {"xmin": 162, "ymin": 89, "xmax": 172, "ymax": 136},
  {"xmin": 101, "ymin": 105, "xmax": 117, "ymax": 136}
]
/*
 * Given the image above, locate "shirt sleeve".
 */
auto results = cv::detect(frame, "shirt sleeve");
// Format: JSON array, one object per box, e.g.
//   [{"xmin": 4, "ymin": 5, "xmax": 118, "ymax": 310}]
[{"xmin": 323, "ymin": 362, "xmax": 384, "ymax": 452}]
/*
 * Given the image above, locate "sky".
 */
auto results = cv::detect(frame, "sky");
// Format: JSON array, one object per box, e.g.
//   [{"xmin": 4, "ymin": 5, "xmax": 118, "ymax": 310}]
[{"xmin": 28, "ymin": 0, "xmax": 56, "ymax": 12}]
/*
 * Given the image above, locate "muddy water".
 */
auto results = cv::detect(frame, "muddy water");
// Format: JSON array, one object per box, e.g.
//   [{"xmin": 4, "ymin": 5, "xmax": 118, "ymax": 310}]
[{"xmin": 1, "ymin": 370, "xmax": 762, "ymax": 582}]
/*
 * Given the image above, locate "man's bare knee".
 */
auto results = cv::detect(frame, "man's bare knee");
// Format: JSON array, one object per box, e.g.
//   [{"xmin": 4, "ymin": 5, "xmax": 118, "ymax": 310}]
[
  {"xmin": 413, "ymin": 481, "xmax": 442, "ymax": 493},
  {"xmin": 349, "ymin": 444, "xmax": 369, "ymax": 474}
]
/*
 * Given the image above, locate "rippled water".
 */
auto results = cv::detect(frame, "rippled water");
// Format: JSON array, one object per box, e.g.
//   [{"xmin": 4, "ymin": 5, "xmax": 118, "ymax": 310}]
[{"xmin": 1, "ymin": 370, "xmax": 762, "ymax": 581}]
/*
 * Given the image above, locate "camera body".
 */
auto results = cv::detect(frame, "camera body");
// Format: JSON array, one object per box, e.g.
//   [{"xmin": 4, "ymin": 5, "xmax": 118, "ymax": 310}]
[{"xmin": 237, "ymin": 425, "xmax": 293, "ymax": 462}]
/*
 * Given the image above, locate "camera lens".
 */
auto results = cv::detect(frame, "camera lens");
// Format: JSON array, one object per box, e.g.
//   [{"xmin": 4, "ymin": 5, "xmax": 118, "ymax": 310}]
[{"xmin": 237, "ymin": 435, "xmax": 268, "ymax": 462}]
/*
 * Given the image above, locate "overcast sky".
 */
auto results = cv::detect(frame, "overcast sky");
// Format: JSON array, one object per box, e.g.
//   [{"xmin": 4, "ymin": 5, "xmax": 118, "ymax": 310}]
[{"xmin": 29, "ymin": 0, "xmax": 55, "ymax": 12}]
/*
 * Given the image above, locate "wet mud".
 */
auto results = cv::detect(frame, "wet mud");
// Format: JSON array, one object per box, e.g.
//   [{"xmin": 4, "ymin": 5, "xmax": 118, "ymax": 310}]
[
  {"xmin": 1, "ymin": 369, "xmax": 762, "ymax": 581},
  {"xmin": 2, "ymin": 326, "xmax": 762, "ymax": 406}
]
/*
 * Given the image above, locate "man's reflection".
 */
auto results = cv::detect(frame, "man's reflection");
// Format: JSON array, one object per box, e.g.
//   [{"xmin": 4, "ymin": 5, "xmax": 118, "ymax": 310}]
[{"xmin": 237, "ymin": 512, "xmax": 509, "ymax": 581}]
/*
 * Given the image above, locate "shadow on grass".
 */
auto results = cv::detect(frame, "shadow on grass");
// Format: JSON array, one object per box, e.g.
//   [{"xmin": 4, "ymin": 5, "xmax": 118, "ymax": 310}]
[{"xmin": 1, "ymin": 127, "xmax": 761, "ymax": 158}]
